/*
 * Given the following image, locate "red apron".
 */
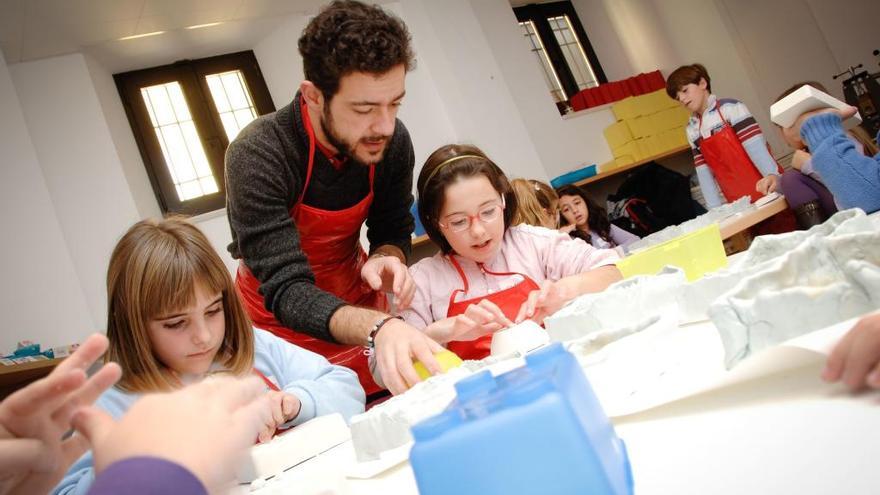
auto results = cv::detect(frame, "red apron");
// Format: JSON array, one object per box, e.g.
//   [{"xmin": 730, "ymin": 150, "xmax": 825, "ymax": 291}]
[
  {"xmin": 698, "ymin": 101, "xmax": 781, "ymax": 203},
  {"xmin": 444, "ymin": 256, "xmax": 540, "ymax": 360},
  {"xmin": 235, "ymin": 97, "xmax": 386, "ymax": 396}
]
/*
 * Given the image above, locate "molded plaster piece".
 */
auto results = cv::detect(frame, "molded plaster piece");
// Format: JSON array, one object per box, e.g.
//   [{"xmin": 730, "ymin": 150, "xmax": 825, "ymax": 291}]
[
  {"xmin": 710, "ymin": 231, "xmax": 880, "ymax": 368},
  {"xmin": 236, "ymin": 413, "xmax": 351, "ymax": 484},
  {"xmin": 349, "ymin": 365, "xmax": 477, "ymax": 462},
  {"xmin": 490, "ymin": 320, "xmax": 549, "ymax": 356},
  {"xmin": 545, "ymin": 266, "xmax": 686, "ymax": 342},
  {"xmin": 729, "ymin": 209, "xmax": 872, "ymax": 270},
  {"xmin": 627, "ymin": 197, "xmax": 752, "ymax": 253}
]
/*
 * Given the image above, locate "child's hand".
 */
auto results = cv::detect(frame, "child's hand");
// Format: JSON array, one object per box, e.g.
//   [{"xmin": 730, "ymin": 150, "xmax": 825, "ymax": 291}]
[
  {"xmin": 515, "ymin": 280, "xmax": 573, "ymax": 325},
  {"xmin": 756, "ymin": 174, "xmax": 779, "ymax": 195},
  {"xmin": 434, "ymin": 300, "xmax": 513, "ymax": 343},
  {"xmin": 0, "ymin": 334, "xmax": 121, "ymax": 495},
  {"xmin": 790, "ymin": 149, "xmax": 811, "ymax": 171},
  {"xmin": 559, "ymin": 224, "xmax": 576, "ymax": 234},
  {"xmin": 822, "ymin": 312, "xmax": 880, "ymax": 391},
  {"xmin": 257, "ymin": 391, "xmax": 301, "ymax": 443}
]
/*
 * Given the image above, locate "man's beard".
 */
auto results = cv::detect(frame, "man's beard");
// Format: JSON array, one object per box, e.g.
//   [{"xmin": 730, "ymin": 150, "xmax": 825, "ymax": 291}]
[{"xmin": 320, "ymin": 105, "xmax": 389, "ymax": 167}]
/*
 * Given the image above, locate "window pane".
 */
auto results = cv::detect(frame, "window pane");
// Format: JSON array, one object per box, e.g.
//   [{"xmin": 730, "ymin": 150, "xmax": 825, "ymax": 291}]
[
  {"xmin": 200, "ymin": 176, "xmax": 219, "ymax": 194},
  {"xmin": 179, "ymin": 180, "xmax": 203, "ymax": 201},
  {"xmin": 206, "ymin": 76, "xmax": 231, "ymax": 113},
  {"xmin": 141, "ymin": 81, "xmax": 215, "ymax": 202},
  {"xmin": 519, "ymin": 20, "xmax": 566, "ymax": 102},
  {"xmin": 205, "ymin": 70, "xmax": 259, "ymax": 142},
  {"xmin": 547, "ymin": 15, "xmax": 599, "ymax": 90}
]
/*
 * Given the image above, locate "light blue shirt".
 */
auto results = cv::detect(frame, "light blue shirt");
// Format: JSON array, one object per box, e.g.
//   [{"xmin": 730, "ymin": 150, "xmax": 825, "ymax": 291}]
[{"xmin": 53, "ymin": 328, "xmax": 365, "ymax": 495}]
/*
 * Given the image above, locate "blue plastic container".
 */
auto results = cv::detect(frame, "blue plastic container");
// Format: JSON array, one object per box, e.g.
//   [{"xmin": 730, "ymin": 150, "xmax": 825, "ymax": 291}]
[
  {"xmin": 410, "ymin": 343, "xmax": 633, "ymax": 495},
  {"xmin": 550, "ymin": 164, "xmax": 598, "ymax": 189}
]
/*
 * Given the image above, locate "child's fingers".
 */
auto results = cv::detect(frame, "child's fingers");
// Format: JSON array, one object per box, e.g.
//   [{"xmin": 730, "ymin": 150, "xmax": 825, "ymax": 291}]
[
  {"xmin": 822, "ymin": 334, "xmax": 851, "ymax": 383},
  {"xmin": 70, "ymin": 406, "xmax": 115, "ymax": 453},
  {"xmin": 841, "ymin": 334, "xmax": 880, "ymax": 390},
  {"xmin": 3, "ymin": 369, "xmax": 86, "ymax": 419},
  {"xmin": 53, "ymin": 363, "xmax": 122, "ymax": 428},
  {"xmin": 478, "ymin": 300, "xmax": 513, "ymax": 327},
  {"xmin": 54, "ymin": 334, "xmax": 110, "ymax": 376},
  {"xmin": 514, "ymin": 301, "xmax": 528, "ymax": 323}
]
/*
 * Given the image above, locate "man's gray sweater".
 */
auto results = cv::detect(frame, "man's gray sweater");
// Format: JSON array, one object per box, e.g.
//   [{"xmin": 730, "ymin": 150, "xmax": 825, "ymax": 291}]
[{"xmin": 225, "ymin": 95, "xmax": 414, "ymax": 342}]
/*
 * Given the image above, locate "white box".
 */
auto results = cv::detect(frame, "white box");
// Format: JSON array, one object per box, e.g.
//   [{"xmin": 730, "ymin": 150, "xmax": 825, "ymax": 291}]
[{"xmin": 770, "ymin": 84, "xmax": 861, "ymax": 128}]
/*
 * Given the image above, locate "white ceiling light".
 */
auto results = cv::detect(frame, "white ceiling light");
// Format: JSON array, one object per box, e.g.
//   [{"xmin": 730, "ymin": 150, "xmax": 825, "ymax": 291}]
[
  {"xmin": 119, "ymin": 31, "xmax": 165, "ymax": 41},
  {"xmin": 186, "ymin": 22, "xmax": 223, "ymax": 30}
]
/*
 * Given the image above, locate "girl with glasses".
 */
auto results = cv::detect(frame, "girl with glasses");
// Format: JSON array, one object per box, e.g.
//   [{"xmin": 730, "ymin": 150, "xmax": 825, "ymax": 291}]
[{"xmin": 400, "ymin": 144, "xmax": 622, "ymax": 361}]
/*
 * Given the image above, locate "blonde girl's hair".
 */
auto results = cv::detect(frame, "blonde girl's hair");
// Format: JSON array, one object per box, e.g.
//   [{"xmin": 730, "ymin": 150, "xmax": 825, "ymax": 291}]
[
  {"xmin": 511, "ymin": 178, "xmax": 560, "ymax": 229},
  {"xmin": 105, "ymin": 216, "xmax": 255, "ymax": 392}
]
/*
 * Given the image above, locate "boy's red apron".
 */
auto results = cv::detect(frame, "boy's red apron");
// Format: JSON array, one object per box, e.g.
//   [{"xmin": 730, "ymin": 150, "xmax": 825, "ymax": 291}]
[
  {"xmin": 698, "ymin": 100, "xmax": 781, "ymax": 203},
  {"xmin": 235, "ymin": 97, "xmax": 386, "ymax": 396},
  {"xmin": 444, "ymin": 255, "xmax": 540, "ymax": 360}
]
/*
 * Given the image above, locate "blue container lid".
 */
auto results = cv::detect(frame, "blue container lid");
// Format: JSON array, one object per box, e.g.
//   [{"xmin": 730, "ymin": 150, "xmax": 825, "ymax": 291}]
[{"xmin": 454, "ymin": 370, "xmax": 496, "ymax": 402}]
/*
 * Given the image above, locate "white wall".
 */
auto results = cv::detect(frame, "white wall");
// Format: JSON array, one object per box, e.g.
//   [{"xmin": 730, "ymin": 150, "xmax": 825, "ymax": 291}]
[
  {"xmin": 806, "ymin": 0, "xmax": 880, "ymax": 74},
  {"xmin": 571, "ymin": 0, "xmax": 636, "ymax": 81},
  {"xmin": 0, "ymin": 50, "xmax": 95, "ymax": 353},
  {"xmin": 10, "ymin": 53, "xmax": 142, "ymax": 331}
]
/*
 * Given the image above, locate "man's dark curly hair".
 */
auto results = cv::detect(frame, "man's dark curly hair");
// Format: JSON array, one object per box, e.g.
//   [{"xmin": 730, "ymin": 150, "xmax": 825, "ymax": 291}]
[{"xmin": 298, "ymin": 0, "xmax": 415, "ymax": 99}]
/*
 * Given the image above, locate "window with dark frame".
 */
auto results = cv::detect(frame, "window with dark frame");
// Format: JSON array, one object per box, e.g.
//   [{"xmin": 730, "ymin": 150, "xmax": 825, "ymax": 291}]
[
  {"xmin": 514, "ymin": 1, "xmax": 607, "ymax": 115},
  {"xmin": 115, "ymin": 51, "xmax": 275, "ymax": 216}
]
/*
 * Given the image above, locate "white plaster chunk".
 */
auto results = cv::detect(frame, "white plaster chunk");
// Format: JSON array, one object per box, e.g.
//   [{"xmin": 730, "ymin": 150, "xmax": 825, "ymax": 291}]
[
  {"xmin": 545, "ymin": 266, "xmax": 686, "ymax": 342},
  {"xmin": 710, "ymin": 230, "xmax": 880, "ymax": 368}
]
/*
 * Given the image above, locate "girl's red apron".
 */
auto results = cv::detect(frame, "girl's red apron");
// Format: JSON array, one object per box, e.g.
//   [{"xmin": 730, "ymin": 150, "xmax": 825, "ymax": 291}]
[
  {"xmin": 698, "ymin": 100, "xmax": 781, "ymax": 203},
  {"xmin": 444, "ymin": 256, "xmax": 540, "ymax": 361},
  {"xmin": 235, "ymin": 97, "xmax": 386, "ymax": 396}
]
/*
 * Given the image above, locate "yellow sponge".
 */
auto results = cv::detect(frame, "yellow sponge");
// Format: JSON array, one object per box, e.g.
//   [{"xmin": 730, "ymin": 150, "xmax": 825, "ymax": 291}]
[
  {"xmin": 598, "ymin": 159, "xmax": 618, "ymax": 173},
  {"xmin": 603, "ymin": 121, "xmax": 634, "ymax": 150},
  {"xmin": 615, "ymin": 155, "xmax": 635, "ymax": 167}
]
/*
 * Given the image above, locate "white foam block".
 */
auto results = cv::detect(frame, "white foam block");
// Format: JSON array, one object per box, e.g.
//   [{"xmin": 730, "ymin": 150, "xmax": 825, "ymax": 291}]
[
  {"xmin": 770, "ymin": 84, "xmax": 861, "ymax": 128},
  {"xmin": 236, "ymin": 413, "xmax": 351, "ymax": 484}
]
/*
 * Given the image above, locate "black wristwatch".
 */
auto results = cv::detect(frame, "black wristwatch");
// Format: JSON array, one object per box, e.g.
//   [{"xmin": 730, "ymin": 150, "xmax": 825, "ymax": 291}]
[{"xmin": 366, "ymin": 315, "xmax": 403, "ymax": 349}]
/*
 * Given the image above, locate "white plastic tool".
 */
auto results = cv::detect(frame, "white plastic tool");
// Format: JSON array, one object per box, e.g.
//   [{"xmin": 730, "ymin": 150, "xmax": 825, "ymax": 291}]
[
  {"xmin": 770, "ymin": 84, "xmax": 861, "ymax": 128},
  {"xmin": 236, "ymin": 413, "xmax": 351, "ymax": 484}
]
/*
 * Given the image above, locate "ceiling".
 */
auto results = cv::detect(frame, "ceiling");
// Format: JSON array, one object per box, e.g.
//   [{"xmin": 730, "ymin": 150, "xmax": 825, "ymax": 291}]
[{"xmin": 0, "ymin": 0, "xmax": 389, "ymax": 72}]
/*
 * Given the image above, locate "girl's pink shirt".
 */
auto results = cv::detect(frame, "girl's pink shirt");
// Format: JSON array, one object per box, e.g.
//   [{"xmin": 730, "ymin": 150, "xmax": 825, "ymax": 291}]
[{"xmin": 401, "ymin": 224, "xmax": 620, "ymax": 328}]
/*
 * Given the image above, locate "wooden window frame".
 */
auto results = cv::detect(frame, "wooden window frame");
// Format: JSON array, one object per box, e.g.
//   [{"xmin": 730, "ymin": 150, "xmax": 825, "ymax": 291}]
[
  {"xmin": 514, "ymin": 1, "xmax": 608, "ymax": 105},
  {"xmin": 115, "ymin": 50, "xmax": 275, "ymax": 216}
]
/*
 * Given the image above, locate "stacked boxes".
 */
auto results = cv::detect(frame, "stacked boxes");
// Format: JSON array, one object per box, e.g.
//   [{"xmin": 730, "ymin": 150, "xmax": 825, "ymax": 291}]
[{"xmin": 602, "ymin": 89, "xmax": 690, "ymax": 171}]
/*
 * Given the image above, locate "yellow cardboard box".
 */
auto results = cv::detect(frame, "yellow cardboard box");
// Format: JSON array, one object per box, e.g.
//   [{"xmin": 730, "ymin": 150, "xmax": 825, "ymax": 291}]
[
  {"xmin": 637, "ymin": 89, "xmax": 680, "ymax": 115},
  {"xmin": 658, "ymin": 127, "xmax": 689, "ymax": 152},
  {"xmin": 611, "ymin": 140, "xmax": 640, "ymax": 160},
  {"xmin": 625, "ymin": 116, "xmax": 654, "ymax": 140}
]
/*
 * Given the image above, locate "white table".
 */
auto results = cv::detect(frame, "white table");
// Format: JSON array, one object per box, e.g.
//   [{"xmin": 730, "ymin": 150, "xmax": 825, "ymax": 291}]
[{"xmin": 256, "ymin": 210, "xmax": 880, "ymax": 495}]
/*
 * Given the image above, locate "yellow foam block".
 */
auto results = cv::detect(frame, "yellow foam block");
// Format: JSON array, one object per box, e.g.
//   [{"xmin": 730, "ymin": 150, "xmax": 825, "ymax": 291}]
[
  {"xmin": 637, "ymin": 89, "xmax": 680, "ymax": 114},
  {"xmin": 611, "ymin": 97, "xmax": 639, "ymax": 121},
  {"xmin": 615, "ymin": 155, "xmax": 635, "ymax": 167},
  {"xmin": 598, "ymin": 160, "xmax": 618, "ymax": 173},
  {"xmin": 603, "ymin": 121, "xmax": 634, "ymax": 150},
  {"xmin": 641, "ymin": 135, "xmax": 665, "ymax": 157},
  {"xmin": 658, "ymin": 127, "xmax": 689, "ymax": 151},
  {"xmin": 650, "ymin": 106, "xmax": 691, "ymax": 133},
  {"xmin": 611, "ymin": 140, "xmax": 640, "ymax": 160},
  {"xmin": 617, "ymin": 224, "xmax": 728, "ymax": 282},
  {"xmin": 625, "ymin": 116, "xmax": 654, "ymax": 139}
]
